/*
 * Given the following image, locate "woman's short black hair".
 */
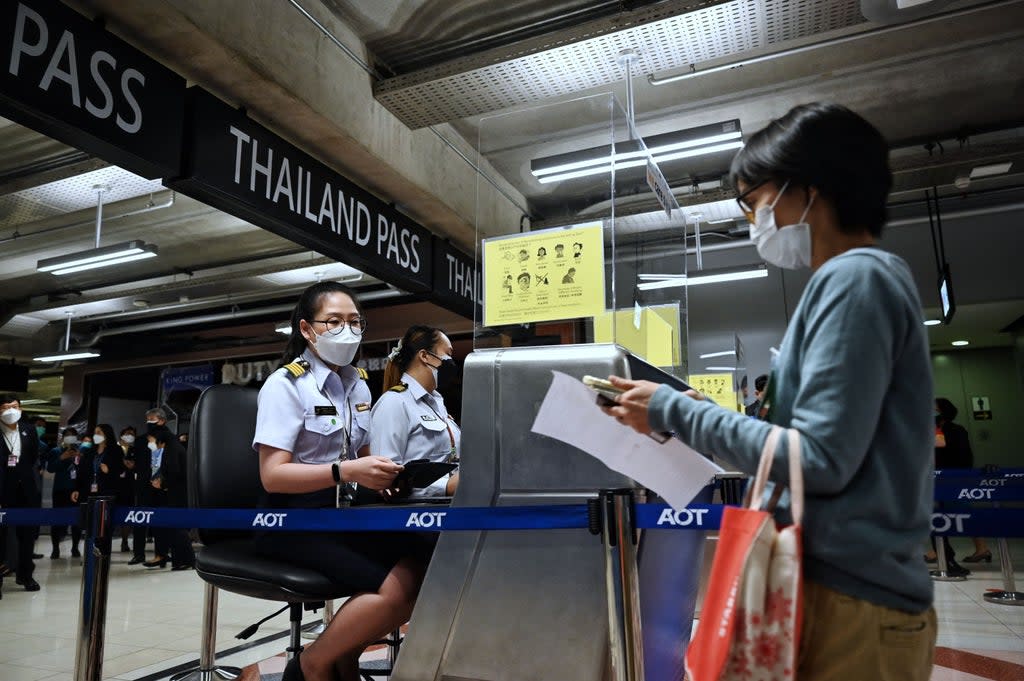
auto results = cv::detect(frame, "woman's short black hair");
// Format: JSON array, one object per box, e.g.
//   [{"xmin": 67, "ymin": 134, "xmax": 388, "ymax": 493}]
[
  {"xmin": 936, "ymin": 397, "xmax": 958, "ymax": 422},
  {"xmin": 730, "ymin": 102, "xmax": 892, "ymax": 237}
]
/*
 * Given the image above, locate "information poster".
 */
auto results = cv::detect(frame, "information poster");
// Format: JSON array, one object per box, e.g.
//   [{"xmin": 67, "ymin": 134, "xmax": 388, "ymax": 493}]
[
  {"xmin": 688, "ymin": 373, "xmax": 742, "ymax": 413},
  {"xmin": 483, "ymin": 223, "xmax": 605, "ymax": 327}
]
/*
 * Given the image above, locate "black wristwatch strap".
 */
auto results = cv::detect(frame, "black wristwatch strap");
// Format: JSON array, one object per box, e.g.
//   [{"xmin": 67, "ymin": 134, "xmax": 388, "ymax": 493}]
[{"xmin": 331, "ymin": 460, "xmax": 343, "ymax": 484}]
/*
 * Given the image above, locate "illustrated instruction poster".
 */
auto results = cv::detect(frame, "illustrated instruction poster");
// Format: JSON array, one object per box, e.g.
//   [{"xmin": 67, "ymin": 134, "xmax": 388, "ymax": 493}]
[{"xmin": 483, "ymin": 223, "xmax": 605, "ymax": 326}]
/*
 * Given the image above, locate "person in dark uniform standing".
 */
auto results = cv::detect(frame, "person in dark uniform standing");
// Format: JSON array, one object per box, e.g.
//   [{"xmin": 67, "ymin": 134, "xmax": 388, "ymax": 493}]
[
  {"xmin": 121, "ymin": 425, "xmax": 151, "ymax": 564},
  {"xmin": 143, "ymin": 426, "xmax": 194, "ymax": 570},
  {"xmin": 0, "ymin": 394, "xmax": 41, "ymax": 594},
  {"xmin": 47, "ymin": 427, "xmax": 83, "ymax": 559}
]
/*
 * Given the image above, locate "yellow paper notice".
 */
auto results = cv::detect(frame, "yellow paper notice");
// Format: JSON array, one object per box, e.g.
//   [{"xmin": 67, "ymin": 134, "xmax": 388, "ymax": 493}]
[
  {"xmin": 688, "ymin": 373, "xmax": 742, "ymax": 413},
  {"xmin": 483, "ymin": 223, "xmax": 605, "ymax": 327}
]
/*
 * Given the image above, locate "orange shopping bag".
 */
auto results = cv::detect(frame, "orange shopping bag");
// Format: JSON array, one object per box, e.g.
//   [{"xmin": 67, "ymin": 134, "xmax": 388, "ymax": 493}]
[{"xmin": 685, "ymin": 426, "xmax": 804, "ymax": 681}]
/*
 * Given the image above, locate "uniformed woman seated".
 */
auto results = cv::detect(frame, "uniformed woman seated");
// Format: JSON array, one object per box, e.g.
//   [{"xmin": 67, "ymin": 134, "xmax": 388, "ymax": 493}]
[
  {"xmin": 252, "ymin": 282, "xmax": 432, "ymax": 681},
  {"xmin": 371, "ymin": 325, "xmax": 461, "ymax": 498}
]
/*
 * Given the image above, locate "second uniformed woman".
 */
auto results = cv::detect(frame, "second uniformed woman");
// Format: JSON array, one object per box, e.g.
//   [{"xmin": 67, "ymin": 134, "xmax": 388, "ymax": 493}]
[
  {"xmin": 252, "ymin": 282, "xmax": 430, "ymax": 681},
  {"xmin": 371, "ymin": 325, "xmax": 461, "ymax": 498}
]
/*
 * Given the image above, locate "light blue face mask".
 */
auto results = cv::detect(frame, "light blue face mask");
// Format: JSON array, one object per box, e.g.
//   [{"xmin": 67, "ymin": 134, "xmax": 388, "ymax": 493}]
[{"xmin": 749, "ymin": 180, "xmax": 815, "ymax": 269}]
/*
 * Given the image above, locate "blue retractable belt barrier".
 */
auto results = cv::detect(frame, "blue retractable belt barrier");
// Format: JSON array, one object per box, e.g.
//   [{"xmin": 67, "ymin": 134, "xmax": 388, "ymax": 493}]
[
  {"xmin": 4, "ymin": 503, "xmax": 1022, "ymax": 536},
  {"xmin": 934, "ymin": 478, "xmax": 1024, "ymax": 502}
]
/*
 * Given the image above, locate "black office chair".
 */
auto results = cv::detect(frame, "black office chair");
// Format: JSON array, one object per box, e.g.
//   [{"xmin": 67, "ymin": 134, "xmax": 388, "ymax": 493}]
[{"xmin": 176, "ymin": 383, "xmax": 397, "ymax": 681}]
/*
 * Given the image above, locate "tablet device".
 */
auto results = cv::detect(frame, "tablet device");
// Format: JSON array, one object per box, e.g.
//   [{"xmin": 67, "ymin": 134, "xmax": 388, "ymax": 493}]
[{"xmin": 393, "ymin": 459, "xmax": 458, "ymax": 489}]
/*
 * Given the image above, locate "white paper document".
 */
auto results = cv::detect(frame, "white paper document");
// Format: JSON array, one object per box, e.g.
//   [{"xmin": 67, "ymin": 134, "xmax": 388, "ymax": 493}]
[{"xmin": 531, "ymin": 371, "xmax": 723, "ymax": 510}]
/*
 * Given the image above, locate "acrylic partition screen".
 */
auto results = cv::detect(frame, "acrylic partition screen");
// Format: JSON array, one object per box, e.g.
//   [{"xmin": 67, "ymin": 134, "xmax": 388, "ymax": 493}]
[{"xmin": 473, "ymin": 92, "xmax": 688, "ymax": 376}]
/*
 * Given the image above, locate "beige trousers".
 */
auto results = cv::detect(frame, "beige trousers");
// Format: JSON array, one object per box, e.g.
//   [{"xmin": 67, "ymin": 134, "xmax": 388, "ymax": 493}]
[{"xmin": 797, "ymin": 580, "xmax": 937, "ymax": 681}]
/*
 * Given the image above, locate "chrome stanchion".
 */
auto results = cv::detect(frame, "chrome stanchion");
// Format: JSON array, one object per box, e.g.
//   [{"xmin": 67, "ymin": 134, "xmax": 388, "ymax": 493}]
[
  {"xmin": 170, "ymin": 583, "xmax": 242, "ymax": 681},
  {"xmin": 930, "ymin": 537, "xmax": 967, "ymax": 582},
  {"xmin": 73, "ymin": 496, "xmax": 114, "ymax": 681},
  {"xmin": 983, "ymin": 539, "xmax": 1024, "ymax": 605},
  {"xmin": 302, "ymin": 599, "xmax": 334, "ymax": 639},
  {"xmin": 594, "ymin": 489, "xmax": 645, "ymax": 681}
]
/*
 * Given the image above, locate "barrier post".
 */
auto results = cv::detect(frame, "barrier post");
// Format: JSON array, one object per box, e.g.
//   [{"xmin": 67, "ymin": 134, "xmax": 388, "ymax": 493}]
[
  {"xmin": 73, "ymin": 496, "xmax": 115, "ymax": 681},
  {"xmin": 930, "ymin": 536, "xmax": 967, "ymax": 582},
  {"xmin": 597, "ymin": 489, "xmax": 645, "ymax": 681},
  {"xmin": 983, "ymin": 537, "xmax": 1024, "ymax": 605}
]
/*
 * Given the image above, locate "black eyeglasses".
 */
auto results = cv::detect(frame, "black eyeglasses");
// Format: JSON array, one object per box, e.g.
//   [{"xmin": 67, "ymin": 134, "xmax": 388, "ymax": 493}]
[
  {"xmin": 734, "ymin": 180, "xmax": 768, "ymax": 223},
  {"xmin": 310, "ymin": 317, "xmax": 366, "ymax": 336}
]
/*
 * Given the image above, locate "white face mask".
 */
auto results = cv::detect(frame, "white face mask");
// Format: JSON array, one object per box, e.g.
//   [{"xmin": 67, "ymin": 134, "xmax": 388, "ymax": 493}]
[
  {"xmin": 749, "ymin": 180, "xmax": 814, "ymax": 270},
  {"xmin": 122, "ymin": 434, "xmax": 135, "ymax": 444},
  {"xmin": 64, "ymin": 435, "xmax": 78, "ymax": 445},
  {"xmin": 311, "ymin": 326, "xmax": 360, "ymax": 367},
  {"xmin": 93, "ymin": 434, "xmax": 106, "ymax": 445},
  {"xmin": 147, "ymin": 442, "xmax": 158, "ymax": 452},
  {"xmin": 1, "ymin": 408, "xmax": 21, "ymax": 425}
]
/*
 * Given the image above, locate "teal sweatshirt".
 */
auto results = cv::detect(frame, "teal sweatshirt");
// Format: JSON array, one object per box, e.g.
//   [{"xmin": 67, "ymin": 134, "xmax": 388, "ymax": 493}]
[{"xmin": 650, "ymin": 248, "xmax": 934, "ymax": 613}]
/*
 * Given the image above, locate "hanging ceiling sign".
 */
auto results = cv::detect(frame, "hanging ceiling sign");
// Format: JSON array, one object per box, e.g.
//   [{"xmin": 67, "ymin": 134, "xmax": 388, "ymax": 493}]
[
  {"xmin": 0, "ymin": 0, "xmax": 185, "ymax": 178},
  {"xmin": 432, "ymin": 238, "xmax": 482, "ymax": 320},
  {"xmin": 169, "ymin": 88, "xmax": 433, "ymax": 293}
]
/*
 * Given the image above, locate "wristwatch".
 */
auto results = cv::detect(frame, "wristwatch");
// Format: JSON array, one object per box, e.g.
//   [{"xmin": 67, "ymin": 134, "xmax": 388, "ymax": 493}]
[{"xmin": 331, "ymin": 460, "xmax": 343, "ymax": 484}]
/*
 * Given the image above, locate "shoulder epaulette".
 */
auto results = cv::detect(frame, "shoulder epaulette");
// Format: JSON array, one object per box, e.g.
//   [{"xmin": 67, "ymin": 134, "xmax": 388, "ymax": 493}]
[
  {"xmin": 283, "ymin": 360, "xmax": 309, "ymax": 378},
  {"xmin": 357, "ymin": 367, "xmax": 368, "ymax": 380},
  {"xmin": 389, "ymin": 382, "xmax": 408, "ymax": 393}
]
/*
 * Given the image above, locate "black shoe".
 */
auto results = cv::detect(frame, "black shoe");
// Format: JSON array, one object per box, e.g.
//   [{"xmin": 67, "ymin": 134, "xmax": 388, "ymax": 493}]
[
  {"xmin": 171, "ymin": 563, "xmax": 194, "ymax": 571},
  {"xmin": 70, "ymin": 546, "xmax": 81, "ymax": 558},
  {"xmin": 50, "ymin": 548, "xmax": 60, "ymax": 559},
  {"xmin": 143, "ymin": 557, "xmax": 168, "ymax": 569},
  {"xmin": 946, "ymin": 562, "xmax": 971, "ymax": 578},
  {"xmin": 128, "ymin": 556, "xmax": 146, "ymax": 565},
  {"xmin": 16, "ymin": 577, "xmax": 40, "ymax": 591},
  {"xmin": 0, "ymin": 564, "xmax": 10, "ymax": 577},
  {"xmin": 31, "ymin": 553, "xmax": 43, "ymax": 559},
  {"xmin": 963, "ymin": 550, "xmax": 992, "ymax": 563}
]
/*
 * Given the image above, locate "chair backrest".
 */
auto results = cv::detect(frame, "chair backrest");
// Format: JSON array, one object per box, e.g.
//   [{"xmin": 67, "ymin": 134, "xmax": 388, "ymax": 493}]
[{"xmin": 188, "ymin": 383, "xmax": 262, "ymax": 543}]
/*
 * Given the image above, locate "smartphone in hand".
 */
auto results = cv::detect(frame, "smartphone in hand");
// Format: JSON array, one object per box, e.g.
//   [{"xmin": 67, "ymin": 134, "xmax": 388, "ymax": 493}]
[{"xmin": 583, "ymin": 375, "xmax": 624, "ymax": 406}]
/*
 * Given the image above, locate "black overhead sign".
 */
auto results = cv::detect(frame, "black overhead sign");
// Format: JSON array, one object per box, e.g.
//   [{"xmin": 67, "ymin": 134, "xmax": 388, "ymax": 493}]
[
  {"xmin": 170, "ymin": 88, "xmax": 434, "ymax": 294},
  {"xmin": 432, "ymin": 238, "xmax": 482, "ymax": 321},
  {"xmin": 0, "ymin": 0, "xmax": 185, "ymax": 178}
]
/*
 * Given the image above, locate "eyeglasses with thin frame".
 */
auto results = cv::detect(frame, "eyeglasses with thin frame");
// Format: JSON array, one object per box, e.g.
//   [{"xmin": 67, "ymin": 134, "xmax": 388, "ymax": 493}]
[
  {"xmin": 734, "ymin": 180, "xmax": 767, "ymax": 223},
  {"xmin": 310, "ymin": 317, "xmax": 367, "ymax": 336}
]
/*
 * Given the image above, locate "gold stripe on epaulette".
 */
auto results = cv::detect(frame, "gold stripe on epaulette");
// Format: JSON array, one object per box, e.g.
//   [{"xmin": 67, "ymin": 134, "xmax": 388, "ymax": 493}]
[
  {"xmin": 389, "ymin": 382, "xmax": 408, "ymax": 392},
  {"xmin": 284, "ymin": 360, "xmax": 308, "ymax": 378},
  {"xmin": 357, "ymin": 367, "xmax": 368, "ymax": 380}
]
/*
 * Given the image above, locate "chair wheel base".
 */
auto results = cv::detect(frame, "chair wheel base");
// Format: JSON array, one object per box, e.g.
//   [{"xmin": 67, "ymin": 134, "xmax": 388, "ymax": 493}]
[{"xmin": 169, "ymin": 665, "xmax": 243, "ymax": 681}]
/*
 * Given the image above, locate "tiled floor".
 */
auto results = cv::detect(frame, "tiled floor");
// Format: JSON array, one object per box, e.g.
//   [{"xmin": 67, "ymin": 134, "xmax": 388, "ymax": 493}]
[{"xmin": 1, "ymin": 537, "xmax": 1021, "ymax": 680}]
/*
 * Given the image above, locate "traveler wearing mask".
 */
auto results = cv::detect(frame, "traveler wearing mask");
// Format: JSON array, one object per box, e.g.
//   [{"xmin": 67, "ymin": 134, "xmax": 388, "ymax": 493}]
[
  {"xmin": 144, "ymin": 427, "xmax": 194, "ymax": 570},
  {"xmin": 372, "ymin": 325, "xmax": 461, "ymax": 498},
  {"xmin": 76, "ymin": 424, "xmax": 124, "ymax": 504},
  {"xmin": 115, "ymin": 427, "xmax": 137, "ymax": 553},
  {"xmin": 122, "ymin": 423, "xmax": 152, "ymax": 564},
  {"xmin": 0, "ymin": 394, "xmax": 42, "ymax": 593},
  {"xmin": 253, "ymin": 282, "xmax": 430, "ymax": 681},
  {"xmin": 48, "ymin": 427, "xmax": 83, "ymax": 559},
  {"xmin": 603, "ymin": 103, "xmax": 936, "ymax": 681}
]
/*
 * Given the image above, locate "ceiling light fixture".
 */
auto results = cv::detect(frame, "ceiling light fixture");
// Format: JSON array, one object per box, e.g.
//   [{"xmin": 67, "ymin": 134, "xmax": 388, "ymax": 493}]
[
  {"xmin": 37, "ymin": 185, "xmax": 158, "ymax": 276},
  {"xmin": 699, "ymin": 350, "xmax": 736, "ymax": 359},
  {"xmin": 923, "ymin": 319, "xmax": 941, "ymax": 326},
  {"xmin": 951, "ymin": 340, "xmax": 969, "ymax": 347},
  {"xmin": 275, "ymin": 324, "xmax": 292, "ymax": 335},
  {"xmin": 969, "ymin": 162, "xmax": 1012, "ymax": 179},
  {"xmin": 637, "ymin": 266, "xmax": 767, "ymax": 291},
  {"xmin": 531, "ymin": 121, "xmax": 742, "ymax": 185},
  {"xmin": 704, "ymin": 366, "xmax": 737, "ymax": 371},
  {"xmin": 33, "ymin": 312, "xmax": 100, "ymax": 363}
]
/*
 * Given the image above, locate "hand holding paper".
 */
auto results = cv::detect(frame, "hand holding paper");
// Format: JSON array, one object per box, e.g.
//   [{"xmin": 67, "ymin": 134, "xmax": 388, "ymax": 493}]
[{"xmin": 531, "ymin": 371, "xmax": 722, "ymax": 510}]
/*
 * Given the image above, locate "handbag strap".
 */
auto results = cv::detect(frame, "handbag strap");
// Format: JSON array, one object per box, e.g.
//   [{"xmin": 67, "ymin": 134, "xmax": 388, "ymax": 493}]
[{"xmin": 746, "ymin": 425, "xmax": 805, "ymax": 526}]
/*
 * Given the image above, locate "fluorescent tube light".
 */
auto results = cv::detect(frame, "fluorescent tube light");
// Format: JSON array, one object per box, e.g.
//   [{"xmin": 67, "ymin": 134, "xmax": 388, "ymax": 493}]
[
  {"xmin": 923, "ymin": 319, "xmax": 941, "ymax": 326},
  {"xmin": 531, "ymin": 121, "xmax": 742, "ymax": 185},
  {"xmin": 275, "ymin": 324, "xmax": 292, "ymax": 334},
  {"xmin": 637, "ymin": 267, "xmax": 767, "ymax": 291},
  {"xmin": 38, "ymin": 240, "xmax": 158, "ymax": 275},
  {"xmin": 951, "ymin": 340, "xmax": 969, "ymax": 347},
  {"xmin": 969, "ymin": 162, "xmax": 1012, "ymax": 179},
  {"xmin": 704, "ymin": 366, "xmax": 737, "ymax": 371},
  {"xmin": 699, "ymin": 350, "xmax": 736, "ymax": 359},
  {"xmin": 33, "ymin": 351, "xmax": 101, "ymax": 362}
]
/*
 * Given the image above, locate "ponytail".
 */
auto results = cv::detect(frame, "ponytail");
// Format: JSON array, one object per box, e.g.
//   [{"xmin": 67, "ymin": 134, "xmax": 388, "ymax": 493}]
[
  {"xmin": 278, "ymin": 281, "xmax": 362, "ymax": 367},
  {"xmin": 382, "ymin": 325, "xmax": 443, "ymax": 391}
]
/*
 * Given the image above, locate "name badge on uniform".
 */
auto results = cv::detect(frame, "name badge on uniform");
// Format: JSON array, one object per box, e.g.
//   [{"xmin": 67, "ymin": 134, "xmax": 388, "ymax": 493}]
[
  {"xmin": 90, "ymin": 483, "xmax": 99, "ymax": 493},
  {"xmin": 355, "ymin": 402, "xmax": 371, "ymax": 412},
  {"xmin": 314, "ymin": 405, "xmax": 338, "ymax": 416},
  {"xmin": 7, "ymin": 454, "xmax": 15, "ymax": 467},
  {"xmin": 420, "ymin": 414, "xmax": 438, "ymax": 422}
]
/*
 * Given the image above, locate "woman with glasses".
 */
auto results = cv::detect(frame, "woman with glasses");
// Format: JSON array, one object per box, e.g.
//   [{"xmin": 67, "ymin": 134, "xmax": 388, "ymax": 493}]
[
  {"xmin": 604, "ymin": 103, "xmax": 936, "ymax": 681},
  {"xmin": 371, "ymin": 325, "xmax": 461, "ymax": 498},
  {"xmin": 253, "ymin": 281, "xmax": 431, "ymax": 681}
]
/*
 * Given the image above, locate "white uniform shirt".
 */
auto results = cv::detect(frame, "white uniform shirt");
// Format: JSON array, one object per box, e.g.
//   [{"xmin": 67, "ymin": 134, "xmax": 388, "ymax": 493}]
[
  {"xmin": 370, "ymin": 372, "xmax": 461, "ymax": 497},
  {"xmin": 252, "ymin": 350, "xmax": 372, "ymax": 464}
]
